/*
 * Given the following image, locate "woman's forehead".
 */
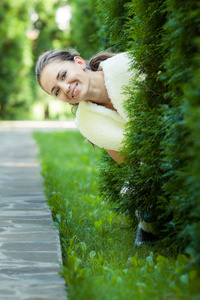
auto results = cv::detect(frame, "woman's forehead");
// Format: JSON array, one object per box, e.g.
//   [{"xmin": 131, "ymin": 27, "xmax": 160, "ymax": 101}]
[
  {"xmin": 40, "ymin": 62, "xmax": 60, "ymax": 92},
  {"xmin": 42, "ymin": 59, "xmax": 74, "ymax": 77},
  {"xmin": 40, "ymin": 59, "xmax": 74, "ymax": 92},
  {"xmin": 46, "ymin": 59, "xmax": 71, "ymax": 69}
]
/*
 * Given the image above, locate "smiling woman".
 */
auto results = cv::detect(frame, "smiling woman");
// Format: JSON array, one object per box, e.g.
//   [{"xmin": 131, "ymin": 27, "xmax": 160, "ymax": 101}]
[
  {"xmin": 35, "ymin": 48, "xmax": 159, "ymax": 245},
  {"xmin": 40, "ymin": 56, "xmax": 108, "ymax": 106},
  {"xmin": 35, "ymin": 49, "xmax": 132, "ymax": 159},
  {"xmin": 38, "ymin": 53, "xmax": 114, "ymax": 110}
]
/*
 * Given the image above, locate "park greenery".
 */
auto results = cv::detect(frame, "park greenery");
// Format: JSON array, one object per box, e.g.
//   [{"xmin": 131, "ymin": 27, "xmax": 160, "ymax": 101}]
[
  {"xmin": 0, "ymin": 0, "xmax": 71, "ymax": 119},
  {"xmin": 34, "ymin": 131, "xmax": 200, "ymax": 299},
  {"xmin": 1, "ymin": 0, "xmax": 200, "ymax": 298},
  {"xmin": 97, "ymin": 0, "xmax": 200, "ymax": 264}
]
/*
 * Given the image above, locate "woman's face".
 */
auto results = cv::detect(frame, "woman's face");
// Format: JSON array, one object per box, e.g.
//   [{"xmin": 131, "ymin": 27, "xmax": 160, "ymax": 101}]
[{"xmin": 40, "ymin": 57, "xmax": 89, "ymax": 104}]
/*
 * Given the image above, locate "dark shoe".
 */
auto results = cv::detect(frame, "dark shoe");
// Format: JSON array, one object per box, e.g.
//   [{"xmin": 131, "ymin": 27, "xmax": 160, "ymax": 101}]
[{"xmin": 134, "ymin": 226, "xmax": 159, "ymax": 247}]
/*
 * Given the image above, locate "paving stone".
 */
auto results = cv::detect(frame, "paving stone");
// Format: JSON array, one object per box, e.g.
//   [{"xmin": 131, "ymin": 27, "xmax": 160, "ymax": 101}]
[
  {"xmin": 1, "ymin": 251, "xmax": 60, "ymax": 263},
  {"xmin": 0, "ymin": 232, "xmax": 58, "ymax": 242},
  {"xmin": 0, "ymin": 122, "xmax": 72, "ymax": 300},
  {"xmin": 1, "ymin": 242, "xmax": 58, "ymax": 251},
  {"xmin": 0, "ymin": 203, "xmax": 48, "ymax": 210},
  {"xmin": 3, "ymin": 227, "xmax": 57, "ymax": 234},
  {"xmin": 0, "ymin": 266, "xmax": 62, "ymax": 275}
]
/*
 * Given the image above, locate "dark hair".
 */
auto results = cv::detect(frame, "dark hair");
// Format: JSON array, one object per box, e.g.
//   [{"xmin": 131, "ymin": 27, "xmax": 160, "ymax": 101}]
[
  {"xmin": 35, "ymin": 48, "xmax": 115, "ymax": 87},
  {"xmin": 88, "ymin": 52, "xmax": 116, "ymax": 71}
]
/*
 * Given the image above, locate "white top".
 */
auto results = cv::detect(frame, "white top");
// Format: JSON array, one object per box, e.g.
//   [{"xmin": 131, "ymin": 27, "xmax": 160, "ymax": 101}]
[{"xmin": 75, "ymin": 52, "xmax": 133, "ymax": 151}]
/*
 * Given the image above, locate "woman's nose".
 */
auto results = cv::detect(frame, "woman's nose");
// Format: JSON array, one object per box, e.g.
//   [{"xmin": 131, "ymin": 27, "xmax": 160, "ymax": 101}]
[
  {"xmin": 64, "ymin": 83, "xmax": 71, "ymax": 94},
  {"xmin": 60, "ymin": 82, "xmax": 71, "ymax": 94}
]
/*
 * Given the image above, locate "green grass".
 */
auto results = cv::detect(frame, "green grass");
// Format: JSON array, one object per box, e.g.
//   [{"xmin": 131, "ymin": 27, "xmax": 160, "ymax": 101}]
[{"xmin": 34, "ymin": 131, "xmax": 200, "ymax": 300}]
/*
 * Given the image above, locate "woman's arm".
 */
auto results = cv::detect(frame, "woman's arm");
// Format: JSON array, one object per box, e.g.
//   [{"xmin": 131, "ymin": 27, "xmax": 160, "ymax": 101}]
[{"xmin": 105, "ymin": 149, "xmax": 126, "ymax": 163}]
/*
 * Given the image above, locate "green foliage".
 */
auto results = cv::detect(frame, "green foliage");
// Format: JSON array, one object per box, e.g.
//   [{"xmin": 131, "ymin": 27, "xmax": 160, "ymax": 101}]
[
  {"xmin": 30, "ymin": 0, "xmax": 69, "ymax": 114},
  {"xmin": 69, "ymin": 0, "xmax": 105, "ymax": 59},
  {"xmin": 34, "ymin": 131, "xmax": 200, "ymax": 300},
  {"xmin": 97, "ymin": 0, "xmax": 131, "ymax": 52},
  {"xmin": 99, "ymin": 0, "xmax": 168, "ymax": 232},
  {"xmin": 0, "ymin": 0, "xmax": 34, "ymax": 119},
  {"xmin": 32, "ymin": 0, "xmax": 68, "ymax": 59},
  {"xmin": 159, "ymin": 0, "xmax": 200, "ymax": 259},
  {"xmin": 0, "ymin": 0, "xmax": 69, "ymax": 119},
  {"xmin": 97, "ymin": 0, "xmax": 200, "ymax": 262}
]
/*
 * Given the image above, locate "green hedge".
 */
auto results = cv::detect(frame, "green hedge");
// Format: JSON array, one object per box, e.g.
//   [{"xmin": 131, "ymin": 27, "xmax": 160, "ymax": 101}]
[
  {"xmin": 97, "ymin": 0, "xmax": 200, "ymax": 263},
  {"xmin": 97, "ymin": 0, "xmax": 131, "ymax": 51},
  {"xmin": 159, "ymin": 0, "xmax": 200, "ymax": 260}
]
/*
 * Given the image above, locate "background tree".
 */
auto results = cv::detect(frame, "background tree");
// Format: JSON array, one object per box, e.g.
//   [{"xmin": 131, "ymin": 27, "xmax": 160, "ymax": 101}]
[
  {"xmin": 30, "ymin": 0, "xmax": 70, "ymax": 119},
  {"xmin": 32, "ymin": 0, "xmax": 69, "ymax": 62},
  {"xmin": 68, "ymin": 0, "xmax": 105, "ymax": 59},
  {"xmin": 0, "ymin": 0, "xmax": 69, "ymax": 120},
  {"xmin": 0, "ymin": 0, "xmax": 34, "ymax": 119}
]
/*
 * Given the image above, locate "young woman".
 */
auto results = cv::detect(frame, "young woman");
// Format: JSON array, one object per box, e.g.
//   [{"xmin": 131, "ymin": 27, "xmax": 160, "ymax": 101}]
[
  {"xmin": 36, "ymin": 49, "xmax": 132, "ymax": 162},
  {"xmin": 36, "ymin": 49, "xmax": 158, "ymax": 245}
]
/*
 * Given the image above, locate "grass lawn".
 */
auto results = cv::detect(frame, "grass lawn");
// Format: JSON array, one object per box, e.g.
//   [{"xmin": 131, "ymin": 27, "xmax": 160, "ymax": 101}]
[{"xmin": 34, "ymin": 131, "xmax": 199, "ymax": 300}]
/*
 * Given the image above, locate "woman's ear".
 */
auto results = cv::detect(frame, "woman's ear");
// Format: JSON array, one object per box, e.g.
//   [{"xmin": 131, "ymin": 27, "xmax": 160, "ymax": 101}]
[{"xmin": 74, "ymin": 56, "xmax": 86, "ymax": 70}]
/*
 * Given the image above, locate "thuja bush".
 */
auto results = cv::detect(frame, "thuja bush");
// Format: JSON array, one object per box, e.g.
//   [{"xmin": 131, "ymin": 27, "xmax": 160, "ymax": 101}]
[
  {"xmin": 99, "ymin": 0, "xmax": 168, "ymax": 231},
  {"xmin": 96, "ymin": 0, "xmax": 132, "ymax": 52},
  {"xmin": 122, "ymin": 0, "xmax": 168, "ymax": 226},
  {"xmin": 98, "ymin": 0, "xmax": 200, "ymax": 260},
  {"xmin": 159, "ymin": 0, "xmax": 200, "ymax": 259}
]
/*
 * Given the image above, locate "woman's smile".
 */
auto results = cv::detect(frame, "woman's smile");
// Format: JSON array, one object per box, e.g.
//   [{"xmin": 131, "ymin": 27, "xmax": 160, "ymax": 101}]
[{"xmin": 72, "ymin": 83, "xmax": 78, "ymax": 98}]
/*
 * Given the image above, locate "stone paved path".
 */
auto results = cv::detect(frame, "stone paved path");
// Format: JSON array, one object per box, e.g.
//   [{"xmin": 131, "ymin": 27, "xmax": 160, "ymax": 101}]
[{"xmin": 0, "ymin": 121, "xmax": 77, "ymax": 300}]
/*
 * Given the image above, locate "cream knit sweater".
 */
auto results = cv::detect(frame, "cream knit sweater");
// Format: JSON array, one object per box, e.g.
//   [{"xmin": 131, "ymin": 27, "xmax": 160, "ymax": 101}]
[{"xmin": 75, "ymin": 52, "xmax": 133, "ymax": 151}]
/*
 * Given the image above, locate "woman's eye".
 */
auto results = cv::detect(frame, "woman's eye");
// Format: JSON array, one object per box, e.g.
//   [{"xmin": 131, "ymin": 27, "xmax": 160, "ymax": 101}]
[
  {"xmin": 55, "ymin": 88, "xmax": 60, "ymax": 97},
  {"xmin": 61, "ymin": 71, "xmax": 67, "ymax": 80}
]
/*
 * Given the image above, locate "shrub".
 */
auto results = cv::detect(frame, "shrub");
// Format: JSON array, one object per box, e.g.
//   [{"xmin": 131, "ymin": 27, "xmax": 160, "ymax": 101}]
[{"xmin": 98, "ymin": 0, "xmax": 200, "ymax": 262}]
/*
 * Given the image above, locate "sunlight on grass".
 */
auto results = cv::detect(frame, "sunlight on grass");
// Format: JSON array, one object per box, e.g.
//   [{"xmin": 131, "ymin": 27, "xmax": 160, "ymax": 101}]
[{"xmin": 34, "ymin": 131, "xmax": 200, "ymax": 300}]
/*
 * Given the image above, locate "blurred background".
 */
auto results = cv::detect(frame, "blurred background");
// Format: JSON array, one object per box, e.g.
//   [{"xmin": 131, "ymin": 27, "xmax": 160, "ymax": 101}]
[{"xmin": 0, "ymin": 0, "xmax": 110, "ymax": 121}]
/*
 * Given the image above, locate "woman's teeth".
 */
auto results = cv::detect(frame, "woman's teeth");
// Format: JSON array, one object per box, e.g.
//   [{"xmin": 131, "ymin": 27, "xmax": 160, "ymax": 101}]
[{"xmin": 72, "ymin": 84, "xmax": 77, "ymax": 97}]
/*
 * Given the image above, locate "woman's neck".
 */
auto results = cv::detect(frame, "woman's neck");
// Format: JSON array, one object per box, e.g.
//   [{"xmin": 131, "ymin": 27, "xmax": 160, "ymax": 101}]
[{"xmin": 85, "ymin": 70, "xmax": 116, "ymax": 111}]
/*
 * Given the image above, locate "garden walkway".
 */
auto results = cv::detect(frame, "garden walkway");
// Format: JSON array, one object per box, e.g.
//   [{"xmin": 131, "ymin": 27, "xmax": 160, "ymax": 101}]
[{"xmin": 0, "ymin": 121, "xmax": 77, "ymax": 300}]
